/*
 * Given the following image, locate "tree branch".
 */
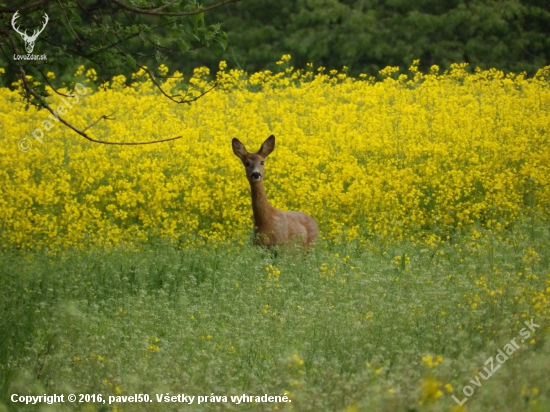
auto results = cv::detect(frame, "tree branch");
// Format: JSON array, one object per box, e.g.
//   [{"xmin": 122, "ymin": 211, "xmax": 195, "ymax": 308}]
[
  {"xmin": 81, "ymin": 110, "xmax": 118, "ymax": 132},
  {"xmin": 109, "ymin": 0, "xmax": 240, "ymax": 16},
  {"xmin": 38, "ymin": 70, "xmax": 71, "ymax": 97},
  {"xmin": 145, "ymin": 35, "xmax": 207, "ymax": 53},
  {"xmin": 0, "ymin": 0, "xmax": 52, "ymax": 13},
  {"xmin": 150, "ymin": 0, "xmax": 181, "ymax": 12},
  {"xmin": 135, "ymin": 63, "xmax": 218, "ymax": 104},
  {"xmin": 57, "ymin": 0, "xmax": 84, "ymax": 43},
  {"xmin": 5, "ymin": 0, "xmax": 236, "ymax": 147},
  {"xmin": 18, "ymin": 67, "xmax": 185, "ymax": 146},
  {"xmin": 72, "ymin": 15, "xmax": 198, "ymax": 59}
]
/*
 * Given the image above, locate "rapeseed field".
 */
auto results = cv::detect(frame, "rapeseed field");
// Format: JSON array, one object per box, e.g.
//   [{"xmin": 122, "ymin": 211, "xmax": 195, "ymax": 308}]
[
  {"xmin": 1, "ymin": 58, "xmax": 549, "ymax": 412},
  {"xmin": 1, "ymin": 57, "xmax": 549, "ymax": 250}
]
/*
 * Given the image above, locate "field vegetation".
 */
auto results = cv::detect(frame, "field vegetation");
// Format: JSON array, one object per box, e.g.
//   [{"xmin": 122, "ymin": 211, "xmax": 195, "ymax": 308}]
[{"xmin": 1, "ymin": 58, "xmax": 549, "ymax": 411}]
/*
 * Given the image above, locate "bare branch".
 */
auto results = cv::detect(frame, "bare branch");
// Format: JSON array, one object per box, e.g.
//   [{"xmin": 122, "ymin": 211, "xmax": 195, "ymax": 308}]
[
  {"xmin": 0, "ymin": 0, "xmax": 52, "ymax": 13},
  {"xmin": 6, "ymin": 0, "xmax": 234, "ymax": 146},
  {"xmin": 151, "ymin": 0, "xmax": 180, "ymax": 12},
  {"xmin": 109, "ymin": 0, "xmax": 240, "ymax": 16},
  {"xmin": 57, "ymin": 0, "xmax": 84, "ymax": 43},
  {"xmin": 37, "ymin": 70, "xmax": 70, "ymax": 97},
  {"xmin": 145, "ymin": 35, "xmax": 206, "ymax": 53},
  {"xmin": 18, "ymin": 67, "xmax": 185, "ymax": 146},
  {"xmin": 82, "ymin": 110, "xmax": 118, "ymax": 132},
  {"xmin": 136, "ymin": 63, "xmax": 218, "ymax": 104},
  {"xmin": 75, "ymin": 0, "xmax": 102, "ymax": 28}
]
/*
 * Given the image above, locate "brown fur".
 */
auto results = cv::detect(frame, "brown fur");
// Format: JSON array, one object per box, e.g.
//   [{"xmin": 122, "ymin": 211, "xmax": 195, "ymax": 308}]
[{"xmin": 232, "ymin": 135, "xmax": 318, "ymax": 248}]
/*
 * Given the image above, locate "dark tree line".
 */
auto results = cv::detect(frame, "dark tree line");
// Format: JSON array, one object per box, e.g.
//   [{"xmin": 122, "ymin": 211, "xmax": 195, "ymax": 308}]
[
  {"xmin": 189, "ymin": 0, "xmax": 550, "ymax": 77},
  {"xmin": 1, "ymin": 0, "xmax": 549, "ymax": 95}
]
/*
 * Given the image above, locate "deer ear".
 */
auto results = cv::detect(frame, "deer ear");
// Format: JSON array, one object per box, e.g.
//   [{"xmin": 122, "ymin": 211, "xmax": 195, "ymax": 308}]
[
  {"xmin": 232, "ymin": 138, "xmax": 248, "ymax": 160},
  {"xmin": 258, "ymin": 135, "xmax": 275, "ymax": 157}
]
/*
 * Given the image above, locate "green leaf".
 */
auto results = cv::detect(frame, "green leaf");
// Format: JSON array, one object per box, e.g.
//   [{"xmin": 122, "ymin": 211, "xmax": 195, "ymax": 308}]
[
  {"xmin": 177, "ymin": 38, "xmax": 191, "ymax": 52},
  {"xmin": 123, "ymin": 55, "xmax": 136, "ymax": 70},
  {"xmin": 182, "ymin": 20, "xmax": 197, "ymax": 37},
  {"xmin": 216, "ymin": 32, "xmax": 228, "ymax": 51},
  {"xmin": 190, "ymin": 12, "xmax": 204, "ymax": 28},
  {"xmin": 154, "ymin": 49, "xmax": 165, "ymax": 63}
]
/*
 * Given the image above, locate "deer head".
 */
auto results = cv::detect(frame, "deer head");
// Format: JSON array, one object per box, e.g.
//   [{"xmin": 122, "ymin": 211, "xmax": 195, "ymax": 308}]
[
  {"xmin": 12, "ymin": 11, "xmax": 49, "ymax": 54},
  {"xmin": 232, "ymin": 135, "xmax": 275, "ymax": 184}
]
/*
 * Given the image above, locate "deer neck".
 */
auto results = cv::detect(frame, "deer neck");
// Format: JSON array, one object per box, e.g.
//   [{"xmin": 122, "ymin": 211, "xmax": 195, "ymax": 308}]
[{"xmin": 250, "ymin": 181, "xmax": 274, "ymax": 227}]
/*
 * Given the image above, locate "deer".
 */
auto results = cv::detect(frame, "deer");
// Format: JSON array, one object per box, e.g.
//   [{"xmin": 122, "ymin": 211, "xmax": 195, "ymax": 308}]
[
  {"xmin": 11, "ymin": 11, "xmax": 49, "ymax": 54},
  {"xmin": 232, "ymin": 135, "xmax": 318, "ymax": 249}
]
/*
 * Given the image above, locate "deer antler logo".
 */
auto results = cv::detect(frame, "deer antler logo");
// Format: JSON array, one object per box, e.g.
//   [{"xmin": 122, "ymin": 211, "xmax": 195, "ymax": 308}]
[{"xmin": 11, "ymin": 10, "xmax": 49, "ymax": 54}]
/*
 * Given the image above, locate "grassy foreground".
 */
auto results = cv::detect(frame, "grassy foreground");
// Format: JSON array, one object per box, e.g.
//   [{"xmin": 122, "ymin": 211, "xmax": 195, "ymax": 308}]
[{"xmin": 1, "ymin": 218, "xmax": 549, "ymax": 412}]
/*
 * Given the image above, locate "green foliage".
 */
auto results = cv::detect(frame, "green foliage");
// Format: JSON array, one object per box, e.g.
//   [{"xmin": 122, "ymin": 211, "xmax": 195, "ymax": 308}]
[
  {"xmin": 2, "ymin": 0, "xmax": 549, "ymax": 95},
  {"xmin": 0, "ymin": 0, "xmax": 234, "ymax": 99},
  {"xmin": 191, "ymin": 0, "xmax": 550, "ymax": 77}
]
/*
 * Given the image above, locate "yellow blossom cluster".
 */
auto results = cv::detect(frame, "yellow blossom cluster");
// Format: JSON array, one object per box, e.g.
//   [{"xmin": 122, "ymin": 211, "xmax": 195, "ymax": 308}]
[
  {"xmin": 418, "ymin": 376, "xmax": 453, "ymax": 405},
  {"xmin": 0, "ymin": 59, "xmax": 549, "ymax": 250},
  {"xmin": 421, "ymin": 354, "xmax": 444, "ymax": 368}
]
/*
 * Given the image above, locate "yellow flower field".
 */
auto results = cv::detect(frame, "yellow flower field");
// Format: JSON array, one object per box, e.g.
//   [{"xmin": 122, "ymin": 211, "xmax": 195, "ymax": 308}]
[{"xmin": 1, "ymin": 58, "xmax": 549, "ymax": 250}]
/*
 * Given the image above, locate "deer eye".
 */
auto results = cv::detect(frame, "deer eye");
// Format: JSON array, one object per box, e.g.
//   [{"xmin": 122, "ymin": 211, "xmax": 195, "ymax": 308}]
[
  {"xmin": 260, "ymin": 161, "xmax": 264, "ymax": 165},
  {"xmin": 245, "ymin": 162, "xmax": 250, "ymax": 167}
]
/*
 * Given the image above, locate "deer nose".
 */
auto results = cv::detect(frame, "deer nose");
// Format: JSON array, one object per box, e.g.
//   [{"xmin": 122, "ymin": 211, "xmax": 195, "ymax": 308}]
[{"xmin": 251, "ymin": 172, "xmax": 261, "ymax": 180}]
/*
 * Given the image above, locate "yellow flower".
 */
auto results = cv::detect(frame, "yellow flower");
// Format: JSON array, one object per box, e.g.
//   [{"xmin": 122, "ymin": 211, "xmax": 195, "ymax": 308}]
[
  {"xmin": 2, "ymin": 59, "xmax": 549, "ymax": 251},
  {"xmin": 287, "ymin": 354, "xmax": 305, "ymax": 368},
  {"xmin": 421, "ymin": 355, "xmax": 443, "ymax": 368},
  {"xmin": 345, "ymin": 403, "xmax": 359, "ymax": 412},
  {"xmin": 418, "ymin": 377, "xmax": 444, "ymax": 405}
]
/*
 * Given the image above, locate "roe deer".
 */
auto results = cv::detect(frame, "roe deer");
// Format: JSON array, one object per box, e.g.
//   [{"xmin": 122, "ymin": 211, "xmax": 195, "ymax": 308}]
[{"xmin": 232, "ymin": 135, "xmax": 318, "ymax": 248}]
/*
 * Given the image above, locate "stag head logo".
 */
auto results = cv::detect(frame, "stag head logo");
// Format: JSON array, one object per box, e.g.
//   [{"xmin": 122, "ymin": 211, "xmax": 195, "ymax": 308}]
[{"xmin": 11, "ymin": 10, "xmax": 49, "ymax": 54}]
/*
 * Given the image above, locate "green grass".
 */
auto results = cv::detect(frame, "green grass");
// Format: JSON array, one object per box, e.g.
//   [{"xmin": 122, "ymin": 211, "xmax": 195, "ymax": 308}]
[{"xmin": 1, "ymin": 218, "xmax": 549, "ymax": 412}]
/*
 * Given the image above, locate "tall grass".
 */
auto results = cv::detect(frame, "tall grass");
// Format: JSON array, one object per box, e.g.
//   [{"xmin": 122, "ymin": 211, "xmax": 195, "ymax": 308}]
[
  {"xmin": 1, "ymin": 216, "xmax": 548, "ymax": 411},
  {"xmin": 1, "ymin": 58, "xmax": 549, "ymax": 411}
]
